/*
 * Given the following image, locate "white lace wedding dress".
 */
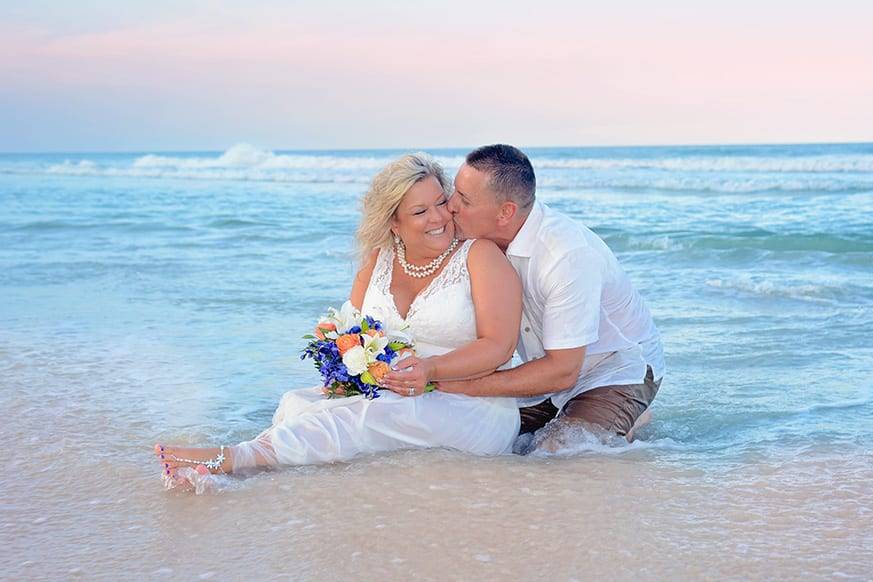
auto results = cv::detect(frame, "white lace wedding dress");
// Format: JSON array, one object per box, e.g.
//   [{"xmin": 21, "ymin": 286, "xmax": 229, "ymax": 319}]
[{"xmin": 230, "ymin": 240, "xmax": 520, "ymax": 470}]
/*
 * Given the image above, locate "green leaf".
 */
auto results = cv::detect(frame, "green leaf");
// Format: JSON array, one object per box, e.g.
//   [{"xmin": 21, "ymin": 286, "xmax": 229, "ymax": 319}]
[
  {"xmin": 387, "ymin": 341, "xmax": 408, "ymax": 351},
  {"xmin": 424, "ymin": 382, "xmax": 436, "ymax": 393},
  {"xmin": 302, "ymin": 334, "xmax": 316, "ymax": 339},
  {"xmin": 360, "ymin": 370, "xmax": 377, "ymax": 385}
]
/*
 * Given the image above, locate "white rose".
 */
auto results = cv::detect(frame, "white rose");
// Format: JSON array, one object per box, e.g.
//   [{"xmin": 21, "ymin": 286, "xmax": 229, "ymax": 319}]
[{"xmin": 341, "ymin": 345, "xmax": 368, "ymax": 376}]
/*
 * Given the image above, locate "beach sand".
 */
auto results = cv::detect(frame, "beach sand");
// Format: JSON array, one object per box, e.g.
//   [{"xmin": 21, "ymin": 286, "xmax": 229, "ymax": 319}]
[{"xmin": 3, "ymin": 417, "xmax": 871, "ymax": 580}]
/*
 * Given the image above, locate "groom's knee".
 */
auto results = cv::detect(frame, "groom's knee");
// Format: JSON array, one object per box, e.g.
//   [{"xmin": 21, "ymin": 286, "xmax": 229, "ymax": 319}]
[{"xmin": 561, "ymin": 378, "xmax": 656, "ymax": 437}]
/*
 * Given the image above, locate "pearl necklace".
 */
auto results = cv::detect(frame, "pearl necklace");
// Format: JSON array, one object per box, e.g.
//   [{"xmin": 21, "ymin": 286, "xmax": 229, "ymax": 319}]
[{"xmin": 395, "ymin": 237, "xmax": 460, "ymax": 279}]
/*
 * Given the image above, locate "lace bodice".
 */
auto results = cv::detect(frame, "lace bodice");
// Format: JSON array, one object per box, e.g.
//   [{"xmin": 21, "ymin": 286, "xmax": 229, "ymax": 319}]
[{"xmin": 362, "ymin": 239, "xmax": 477, "ymax": 358}]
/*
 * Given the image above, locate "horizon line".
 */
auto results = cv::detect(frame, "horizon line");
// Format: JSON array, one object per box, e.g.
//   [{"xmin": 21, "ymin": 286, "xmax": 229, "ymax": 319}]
[{"xmin": 1, "ymin": 139, "xmax": 872, "ymax": 156}]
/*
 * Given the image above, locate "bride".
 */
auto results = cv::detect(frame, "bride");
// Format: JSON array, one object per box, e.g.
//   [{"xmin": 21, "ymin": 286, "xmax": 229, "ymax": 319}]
[{"xmin": 155, "ymin": 153, "xmax": 522, "ymax": 489}]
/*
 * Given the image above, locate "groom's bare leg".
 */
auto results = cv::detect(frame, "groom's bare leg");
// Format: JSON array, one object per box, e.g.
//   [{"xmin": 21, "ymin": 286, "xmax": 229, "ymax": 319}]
[{"xmin": 626, "ymin": 409, "xmax": 652, "ymax": 442}]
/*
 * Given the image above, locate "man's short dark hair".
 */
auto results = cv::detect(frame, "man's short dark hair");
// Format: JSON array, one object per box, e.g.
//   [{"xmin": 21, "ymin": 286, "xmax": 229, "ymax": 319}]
[{"xmin": 466, "ymin": 144, "xmax": 536, "ymax": 209}]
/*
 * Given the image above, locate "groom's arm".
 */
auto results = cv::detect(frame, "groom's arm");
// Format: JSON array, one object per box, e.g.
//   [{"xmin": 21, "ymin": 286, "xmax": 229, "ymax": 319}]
[
  {"xmin": 442, "ymin": 244, "xmax": 602, "ymax": 397},
  {"xmin": 437, "ymin": 346, "xmax": 586, "ymax": 397}
]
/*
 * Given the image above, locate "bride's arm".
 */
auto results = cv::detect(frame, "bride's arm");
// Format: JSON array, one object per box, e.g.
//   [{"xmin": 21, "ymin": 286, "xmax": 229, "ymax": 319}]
[
  {"xmin": 349, "ymin": 249, "xmax": 380, "ymax": 310},
  {"xmin": 383, "ymin": 239, "xmax": 522, "ymax": 389},
  {"xmin": 430, "ymin": 239, "xmax": 521, "ymax": 379}
]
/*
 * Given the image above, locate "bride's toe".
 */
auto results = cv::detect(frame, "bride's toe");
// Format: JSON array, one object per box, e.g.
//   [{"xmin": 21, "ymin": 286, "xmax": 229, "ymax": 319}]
[
  {"xmin": 154, "ymin": 444, "xmax": 172, "ymax": 474},
  {"xmin": 154, "ymin": 445, "xmax": 187, "ymax": 476}
]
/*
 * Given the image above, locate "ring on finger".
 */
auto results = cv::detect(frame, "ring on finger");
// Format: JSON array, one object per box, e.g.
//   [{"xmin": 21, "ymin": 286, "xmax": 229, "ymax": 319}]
[{"xmin": 407, "ymin": 386, "xmax": 415, "ymax": 397}]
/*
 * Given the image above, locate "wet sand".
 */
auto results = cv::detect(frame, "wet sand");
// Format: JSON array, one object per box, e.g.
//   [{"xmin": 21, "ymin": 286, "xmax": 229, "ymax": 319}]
[{"xmin": 4, "ymin": 433, "xmax": 871, "ymax": 580}]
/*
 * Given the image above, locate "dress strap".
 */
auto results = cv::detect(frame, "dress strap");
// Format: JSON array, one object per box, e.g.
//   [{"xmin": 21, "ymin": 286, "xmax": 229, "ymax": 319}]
[{"xmin": 369, "ymin": 246, "xmax": 395, "ymax": 296}]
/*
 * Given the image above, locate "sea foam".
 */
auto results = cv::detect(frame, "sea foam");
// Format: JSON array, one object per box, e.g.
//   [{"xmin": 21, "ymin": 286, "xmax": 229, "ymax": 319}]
[
  {"xmin": 21, "ymin": 142, "xmax": 870, "ymax": 194},
  {"xmin": 704, "ymin": 276, "xmax": 851, "ymax": 302}
]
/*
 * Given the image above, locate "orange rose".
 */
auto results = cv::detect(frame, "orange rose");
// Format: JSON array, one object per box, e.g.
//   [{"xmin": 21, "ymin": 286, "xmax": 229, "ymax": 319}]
[
  {"xmin": 364, "ymin": 328, "xmax": 384, "ymax": 338},
  {"xmin": 367, "ymin": 361, "xmax": 391, "ymax": 383},
  {"xmin": 335, "ymin": 333, "xmax": 361, "ymax": 355},
  {"xmin": 314, "ymin": 321, "xmax": 337, "ymax": 340}
]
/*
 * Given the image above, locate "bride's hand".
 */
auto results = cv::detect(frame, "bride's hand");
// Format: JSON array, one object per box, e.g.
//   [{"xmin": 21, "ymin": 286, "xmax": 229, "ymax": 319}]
[{"xmin": 381, "ymin": 356, "xmax": 434, "ymax": 396}]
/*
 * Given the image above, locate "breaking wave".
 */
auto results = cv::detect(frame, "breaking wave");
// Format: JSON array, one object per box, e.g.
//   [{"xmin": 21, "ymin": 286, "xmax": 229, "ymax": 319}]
[
  {"xmin": 2, "ymin": 142, "xmax": 872, "ymax": 194},
  {"xmin": 534, "ymin": 154, "xmax": 873, "ymax": 173},
  {"xmin": 704, "ymin": 276, "xmax": 857, "ymax": 302}
]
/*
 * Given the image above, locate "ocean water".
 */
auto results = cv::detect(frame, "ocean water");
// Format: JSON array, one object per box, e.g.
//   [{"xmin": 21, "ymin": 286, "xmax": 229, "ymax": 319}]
[{"xmin": 1, "ymin": 143, "xmax": 872, "ymax": 579}]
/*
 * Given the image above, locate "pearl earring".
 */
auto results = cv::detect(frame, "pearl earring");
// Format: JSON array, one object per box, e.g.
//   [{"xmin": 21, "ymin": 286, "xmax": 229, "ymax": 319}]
[{"xmin": 393, "ymin": 233, "xmax": 401, "ymax": 245}]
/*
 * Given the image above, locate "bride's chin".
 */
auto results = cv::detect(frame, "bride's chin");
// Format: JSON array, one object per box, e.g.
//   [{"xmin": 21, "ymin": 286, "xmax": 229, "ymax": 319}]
[{"xmin": 407, "ymin": 238, "xmax": 451, "ymax": 258}]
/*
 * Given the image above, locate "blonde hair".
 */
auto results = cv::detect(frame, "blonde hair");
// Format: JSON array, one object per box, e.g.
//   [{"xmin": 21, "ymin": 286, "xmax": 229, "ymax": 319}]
[{"xmin": 356, "ymin": 153, "xmax": 451, "ymax": 262}]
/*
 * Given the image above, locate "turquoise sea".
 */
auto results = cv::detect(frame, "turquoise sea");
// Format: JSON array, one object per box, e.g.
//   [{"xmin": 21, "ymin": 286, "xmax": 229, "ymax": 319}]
[{"xmin": 2, "ymin": 143, "xmax": 872, "ymax": 578}]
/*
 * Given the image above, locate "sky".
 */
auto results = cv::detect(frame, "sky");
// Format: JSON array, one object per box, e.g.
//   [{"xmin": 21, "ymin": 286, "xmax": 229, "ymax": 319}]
[{"xmin": 1, "ymin": 0, "xmax": 872, "ymax": 152}]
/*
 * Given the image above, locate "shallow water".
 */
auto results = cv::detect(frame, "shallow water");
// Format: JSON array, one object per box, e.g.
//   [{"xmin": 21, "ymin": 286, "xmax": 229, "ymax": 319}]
[{"xmin": 1, "ymin": 143, "xmax": 872, "ymax": 579}]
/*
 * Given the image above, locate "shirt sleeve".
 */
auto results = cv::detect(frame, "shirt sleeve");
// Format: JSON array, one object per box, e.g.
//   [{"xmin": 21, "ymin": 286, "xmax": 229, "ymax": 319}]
[{"xmin": 540, "ymin": 247, "xmax": 604, "ymax": 351}]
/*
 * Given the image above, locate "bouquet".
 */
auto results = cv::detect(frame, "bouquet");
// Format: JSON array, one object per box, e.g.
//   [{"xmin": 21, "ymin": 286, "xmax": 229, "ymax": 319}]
[{"xmin": 301, "ymin": 302, "xmax": 424, "ymax": 399}]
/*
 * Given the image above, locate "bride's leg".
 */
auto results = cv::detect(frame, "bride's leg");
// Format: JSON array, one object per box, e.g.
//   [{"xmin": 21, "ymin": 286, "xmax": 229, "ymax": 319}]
[
  {"xmin": 228, "ymin": 430, "xmax": 279, "ymax": 471},
  {"xmin": 263, "ymin": 393, "xmax": 519, "ymax": 462},
  {"xmin": 154, "ymin": 444, "xmax": 232, "ymax": 476},
  {"xmin": 153, "ymin": 387, "xmax": 327, "ymax": 478},
  {"xmin": 154, "ymin": 407, "xmax": 371, "ymax": 481},
  {"xmin": 155, "ymin": 389, "xmax": 513, "ymax": 482},
  {"xmin": 154, "ymin": 432, "xmax": 279, "ymax": 478},
  {"xmin": 228, "ymin": 389, "xmax": 369, "ymax": 468},
  {"xmin": 262, "ymin": 405, "xmax": 373, "ymax": 465},
  {"xmin": 228, "ymin": 395, "xmax": 435, "ymax": 466}
]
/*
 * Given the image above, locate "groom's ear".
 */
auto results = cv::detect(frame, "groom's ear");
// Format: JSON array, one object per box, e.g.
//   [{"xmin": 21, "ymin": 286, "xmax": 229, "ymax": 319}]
[{"xmin": 496, "ymin": 201, "xmax": 518, "ymax": 226}]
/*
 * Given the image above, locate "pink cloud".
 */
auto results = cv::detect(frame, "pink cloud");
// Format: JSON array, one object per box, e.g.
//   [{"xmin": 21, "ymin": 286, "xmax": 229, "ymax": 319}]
[{"xmin": 2, "ymin": 2, "xmax": 871, "ymax": 149}]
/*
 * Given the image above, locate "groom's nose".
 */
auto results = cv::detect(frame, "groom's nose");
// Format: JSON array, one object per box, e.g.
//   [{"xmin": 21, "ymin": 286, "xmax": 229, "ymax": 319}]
[{"xmin": 447, "ymin": 194, "xmax": 459, "ymax": 214}]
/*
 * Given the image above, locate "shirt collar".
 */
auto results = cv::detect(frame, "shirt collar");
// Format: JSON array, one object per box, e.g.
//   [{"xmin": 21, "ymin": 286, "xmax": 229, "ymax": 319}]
[{"xmin": 506, "ymin": 200, "xmax": 544, "ymax": 258}]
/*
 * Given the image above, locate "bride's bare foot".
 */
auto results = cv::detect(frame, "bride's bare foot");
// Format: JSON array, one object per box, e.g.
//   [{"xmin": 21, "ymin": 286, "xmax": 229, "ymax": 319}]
[{"xmin": 154, "ymin": 443, "xmax": 233, "ymax": 479}]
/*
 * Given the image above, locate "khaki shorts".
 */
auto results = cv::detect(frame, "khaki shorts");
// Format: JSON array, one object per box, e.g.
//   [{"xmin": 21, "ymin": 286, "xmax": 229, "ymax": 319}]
[{"xmin": 519, "ymin": 367, "xmax": 661, "ymax": 437}]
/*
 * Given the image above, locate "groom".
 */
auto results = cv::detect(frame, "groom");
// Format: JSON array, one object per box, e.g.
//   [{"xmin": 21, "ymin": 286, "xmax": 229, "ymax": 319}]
[{"xmin": 440, "ymin": 144, "xmax": 665, "ymax": 443}]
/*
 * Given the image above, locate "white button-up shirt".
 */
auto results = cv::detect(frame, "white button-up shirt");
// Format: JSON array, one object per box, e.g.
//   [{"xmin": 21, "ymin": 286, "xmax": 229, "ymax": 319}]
[{"xmin": 506, "ymin": 201, "xmax": 665, "ymax": 409}]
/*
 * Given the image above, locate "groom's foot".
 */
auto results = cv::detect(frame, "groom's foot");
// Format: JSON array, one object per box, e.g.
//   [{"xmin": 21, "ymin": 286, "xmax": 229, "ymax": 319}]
[
  {"xmin": 530, "ymin": 418, "xmax": 613, "ymax": 453},
  {"xmin": 153, "ymin": 444, "xmax": 233, "ymax": 477},
  {"xmin": 625, "ymin": 409, "xmax": 653, "ymax": 442}
]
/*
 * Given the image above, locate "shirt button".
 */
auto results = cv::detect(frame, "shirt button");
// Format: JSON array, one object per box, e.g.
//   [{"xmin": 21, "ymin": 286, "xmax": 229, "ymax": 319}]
[{"xmin": 524, "ymin": 327, "xmax": 531, "ymax": 332}]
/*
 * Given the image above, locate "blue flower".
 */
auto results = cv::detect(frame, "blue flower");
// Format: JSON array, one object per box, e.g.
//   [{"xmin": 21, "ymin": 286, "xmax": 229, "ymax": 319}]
[{"xmin": 363, "ymin": 315, "xmax": 383, "ymax": 332}]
